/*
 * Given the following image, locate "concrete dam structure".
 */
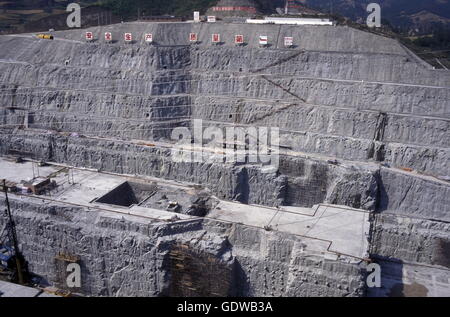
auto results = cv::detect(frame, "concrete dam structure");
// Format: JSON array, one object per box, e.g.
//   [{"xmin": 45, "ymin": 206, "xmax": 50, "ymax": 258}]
[{"xmin": 0, "ymin": 20, "xmax": 449, "ymax": 297}]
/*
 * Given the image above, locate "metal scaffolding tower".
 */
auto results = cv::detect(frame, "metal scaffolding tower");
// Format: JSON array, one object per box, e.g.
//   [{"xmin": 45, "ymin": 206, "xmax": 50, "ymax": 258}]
[{"xmin": 0, "ymin": 180, "xmax": 27, "ymax": 284}]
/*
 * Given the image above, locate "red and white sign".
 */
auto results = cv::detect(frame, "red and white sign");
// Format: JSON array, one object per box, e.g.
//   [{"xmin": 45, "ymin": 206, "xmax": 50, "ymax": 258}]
[
  {"xmin": 259, "ymin": 35, "xmax": 268, "ymax": 46},
  {"xmin": 105, "ymin": 32, "xmax": 112, "ymax": 42},
  {"xmin": 207, "ymin": 16, "xmax": 216, "ymax": 23},
  {"xmin": 235, "ymin": 35, "xmax": 244, "ymax": 45},
  {"xmin": 284, "ymin": 37, "xmax": 293, "ymax": 47},
  {"xmin": 124, "ymin": 33, "xmax": 132, "ymax": 42},
  {"xmin": 212, "ymin": 33, "xmax": 220, "ymax": 43},
  {"xmin": 144, "ymin": 33, "xmax": 153, "ymax": 43},
  {"xmin": 189, "ymin": 33, "xmax": 198, "ymax": 42},
  {"xmin": 85, "ymin": 32, "xmax": 93, "ymax": 41}
]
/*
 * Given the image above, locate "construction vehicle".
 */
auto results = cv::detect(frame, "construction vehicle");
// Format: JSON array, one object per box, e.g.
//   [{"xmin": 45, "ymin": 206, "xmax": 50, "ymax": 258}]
[{"xmin": 36, "ymin": 34, "xmax": 54, "ymax": 40}]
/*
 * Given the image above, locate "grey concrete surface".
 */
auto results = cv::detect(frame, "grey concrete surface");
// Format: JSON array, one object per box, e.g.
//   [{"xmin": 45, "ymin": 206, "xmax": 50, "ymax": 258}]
[{"xmin": 0, "ymin": 280, "xmax": 41, "ymax": 297}]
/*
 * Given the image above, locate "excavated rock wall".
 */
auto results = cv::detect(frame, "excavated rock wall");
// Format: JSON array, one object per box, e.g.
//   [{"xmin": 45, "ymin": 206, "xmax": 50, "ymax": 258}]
[
  {"xmin": 370, "ymin": 213, "xmax": 450, "ymax": 268},
  {"xmin": 0, "ymin": 129, "xmax": 379, "ymax": 209},
  {"xmin": 0, "ymin": 25, "xmax": 448, "ymax": 178},
  {"xmin": 0, "ymin": 22, "xmax": 449, "ymax": 296},
  {"xmin": 0, "ymin": 197, "xmax": 366, "ymax": 297}
]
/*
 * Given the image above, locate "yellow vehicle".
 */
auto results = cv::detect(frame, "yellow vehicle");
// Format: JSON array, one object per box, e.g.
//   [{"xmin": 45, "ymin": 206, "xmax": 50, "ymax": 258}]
[{"xmin": 36, "ymin": 34, "xmax": 54, "ymax": 40}]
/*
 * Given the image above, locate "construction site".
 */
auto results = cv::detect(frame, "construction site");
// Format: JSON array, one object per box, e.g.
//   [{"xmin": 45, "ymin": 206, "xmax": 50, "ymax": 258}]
[{"xmin": 0, "ymin": 0, "xmax": 449, "ymax": 297}]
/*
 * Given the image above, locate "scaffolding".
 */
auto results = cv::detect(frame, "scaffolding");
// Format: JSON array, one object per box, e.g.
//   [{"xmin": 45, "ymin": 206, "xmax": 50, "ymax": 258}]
[
  {"xmin": 0, "ymin": 180, "xmax": 28, "ymax": 284},
  {"xmin": 168, "ymin": 243, "xmax": 232, "ymax": 297}
]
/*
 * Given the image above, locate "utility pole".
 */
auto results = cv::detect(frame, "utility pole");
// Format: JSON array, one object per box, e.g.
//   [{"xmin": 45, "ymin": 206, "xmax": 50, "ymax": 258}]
[
  {"xmin": 3, "ymin": 180, "xmax": 25, "ymax": 285},
  {"xmin": 67, "ymin": 168, "xmax": 74, "ymax": 184}
]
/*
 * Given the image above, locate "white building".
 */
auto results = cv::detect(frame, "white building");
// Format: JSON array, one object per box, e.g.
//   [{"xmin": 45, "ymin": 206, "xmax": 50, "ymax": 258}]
[{"xmin": 246, "ymin": 17, "xmax": 334, "ymax": 26}]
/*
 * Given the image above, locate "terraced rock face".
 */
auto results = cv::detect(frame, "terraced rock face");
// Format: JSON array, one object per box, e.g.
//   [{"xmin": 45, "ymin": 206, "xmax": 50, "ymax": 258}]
[{"xmin": 0, "ymin": 21, "xmax": 448, "ymax": 296}]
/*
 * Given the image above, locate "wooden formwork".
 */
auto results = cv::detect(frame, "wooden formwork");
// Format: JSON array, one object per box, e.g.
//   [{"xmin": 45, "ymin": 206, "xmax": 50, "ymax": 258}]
[{"xmin": 168, "ymin": 243, "xmax": 232, "ymax": 297}]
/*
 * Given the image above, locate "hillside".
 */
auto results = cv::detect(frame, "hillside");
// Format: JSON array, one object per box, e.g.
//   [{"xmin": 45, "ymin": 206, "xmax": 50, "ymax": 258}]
[
  {"xmin": 0, "ymin": 0, "xmax": 449, "ymax": 68},
  {"xmin": 101, "ymin": 0, "xmax": 219, "ymax": 18},
  {"xmin": 298, "ymin": 0, "xmax": 450, "ymax": 32},
  {"xmin": 0, "ymin": 0, "xmax": 99, "ymax": 33},
  {"xmin": 3, "ymin": 0, "xmax": 449, "ymax": 32}
]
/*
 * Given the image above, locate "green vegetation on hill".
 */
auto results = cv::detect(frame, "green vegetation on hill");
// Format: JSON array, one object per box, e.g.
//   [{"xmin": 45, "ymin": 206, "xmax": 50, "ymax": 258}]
[
  {"xmin": 402, "ymin": 25, "xmax": 450, "ymax": 69},
  {"xmin": 100, "ymin": 0, "xmax": 219, "ymax": 18},
  {"xmin": 320, "ymin": 10, "xmax": 450, "ymax": 69},
  {"xmin": 0, "ymin": 0, "xmax": 100, "ymax": 32},
  {"xmin": 300, "ymin": 0, "xmax": 450, "ymax": 32}
]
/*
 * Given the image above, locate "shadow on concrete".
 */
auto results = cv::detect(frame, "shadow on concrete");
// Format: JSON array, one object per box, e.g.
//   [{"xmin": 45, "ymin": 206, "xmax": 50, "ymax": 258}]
[
  {"xmin": 234, "ymin": 168, "xmax": 249, "ymax": 204},
  {"xmin": 375, "ymin": 172, "xmax": 389, "ymax": 212},
  {"xmin": 433, "ymin": 238, "xmax": 450, "ymax": 268},
  {"xmin": 231, "ymin": 259, "xmax": 250, "ymax": 297},
  {"xmin": 367, "ymin": 258, "xmax": 430, "ymax": 297}
]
